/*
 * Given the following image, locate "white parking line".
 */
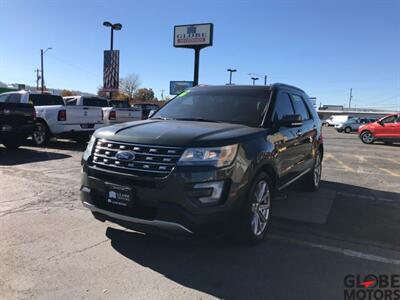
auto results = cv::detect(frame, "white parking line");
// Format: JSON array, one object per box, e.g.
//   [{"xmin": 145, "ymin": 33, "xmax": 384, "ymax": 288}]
[{"xmin": 269, "ymin": 234, "xmax": 400, "ymax": 266}]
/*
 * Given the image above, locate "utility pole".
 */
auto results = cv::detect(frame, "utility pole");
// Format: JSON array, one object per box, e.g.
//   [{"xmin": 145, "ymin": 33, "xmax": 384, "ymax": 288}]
[
  {"xmin": 41, "ymin": 49, "xmax": 44, "ymax": 94},
  {"xmin": 349, "ymin": 88, "xmax": 353, "ymax": 109},
  {"xmin": 160, "ymin": 89, "xmax": 165, "ymax": 100},
  {"xmin": 264, "ymin": 75, "xmax": 267, "ymax": 85},
  {"xmin": 35, "ymin": 69, "xmax": 41, "ymax": 90},
  {"xmin": 40, "ymin": 47, "xmax": 52, "ymax": 94}
]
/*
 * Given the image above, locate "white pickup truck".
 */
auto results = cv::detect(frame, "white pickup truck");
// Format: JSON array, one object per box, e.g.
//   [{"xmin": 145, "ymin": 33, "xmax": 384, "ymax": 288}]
[
  {"xmin": 63, "ymin": 96, "xmax": 142, "ymax": 125},
  {"xmin": 0, "ymin": 91, "xmax": 104, "ymax": 145}
]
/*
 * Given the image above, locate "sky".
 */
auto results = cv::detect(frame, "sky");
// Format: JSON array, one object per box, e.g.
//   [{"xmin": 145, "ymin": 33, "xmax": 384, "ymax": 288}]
[{"xmin": 0, "ymin": 0, "xmax": 399, "ymax": 110}]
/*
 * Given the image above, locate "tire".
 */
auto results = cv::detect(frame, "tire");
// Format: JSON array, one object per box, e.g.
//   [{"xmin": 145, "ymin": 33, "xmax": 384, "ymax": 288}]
[
  {"xmin": 304, "ymin": 149, "xmax": 322, "ymax": 192},
  {"xmin": 344, "ymin": 127, "xmax": 352, "ymax": 133},
  {"xmin": 2, "ymin": 138, "xmax": 22, "ymax": 150},
  {"xmin": 360, "ymin": 131, "xmax": 374, "ymax": 144},
  {"xmin": 33, "ymin": 121, "xmax": 49, "ymax": 146},
  {"xmin": 233, "ymin": 172, "xmax": 272, "ymax": 243}
]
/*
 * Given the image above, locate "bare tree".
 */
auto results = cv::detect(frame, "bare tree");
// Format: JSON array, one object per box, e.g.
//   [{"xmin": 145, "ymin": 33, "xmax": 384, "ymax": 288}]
[{"xmin": 120, "ymin": 73, "xmax": 140, "ymax": 100}]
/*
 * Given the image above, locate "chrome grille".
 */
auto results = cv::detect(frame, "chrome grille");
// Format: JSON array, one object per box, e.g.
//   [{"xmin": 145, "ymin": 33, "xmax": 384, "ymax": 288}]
[{"xmin": 92, "ymin": 139, "xmax": 184, "ymax": 177}]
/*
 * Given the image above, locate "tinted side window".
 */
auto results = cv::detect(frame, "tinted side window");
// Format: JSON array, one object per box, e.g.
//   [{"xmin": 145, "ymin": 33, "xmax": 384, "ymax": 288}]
[
  {"xmin": 272, "ymin": 92, "xmax": 295, "ymax": 122},
  {"xmin": 8, "ymin": 94, "xmax": 21, "ymax": 103},
  {"xmin": 291, "ymin": 94, "xmax": 311, "ymax": 120},
  {"xmin": 0, "ymin": 94, "xmax": 10, "ymax": 103},
  {"xmin": 382, "ymin": 115, "xmax": 397, "ymax": 124}
]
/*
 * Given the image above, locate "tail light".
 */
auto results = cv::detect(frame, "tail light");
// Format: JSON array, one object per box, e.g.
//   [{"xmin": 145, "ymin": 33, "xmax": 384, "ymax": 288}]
[
  {"xmin": 58, "ymin": 109, "xmax": 66, "ymax": 121},
  {"xmin": 109, "ymin": 110, "xmax": 116, "ymax": 120}
]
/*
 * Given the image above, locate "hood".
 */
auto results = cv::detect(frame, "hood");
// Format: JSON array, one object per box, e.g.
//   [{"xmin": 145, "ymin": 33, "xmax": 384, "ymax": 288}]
[{"xmin": 94, "ymin": 119, "xmax": 264, "ymax": 147}]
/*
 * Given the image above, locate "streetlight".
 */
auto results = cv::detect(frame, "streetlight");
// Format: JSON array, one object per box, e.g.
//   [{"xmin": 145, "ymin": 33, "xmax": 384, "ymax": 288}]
[
  {"xmin": 103, "ymin": 21, "xmax": 122, "ymax": 50},
  {"xmin": 249, "ymin": 73, "xmax": 267, "ymax": 85},
  {"xmin": 40, "ymin": 47, "xmax": 52, "ymax": 94},
  {"xmin": 227, "ymin": 68, "xmax": 237, "ymax": 85},
  {"xmin": 251, "ymin": 77, "xmax": 259, "ymax": 85}
]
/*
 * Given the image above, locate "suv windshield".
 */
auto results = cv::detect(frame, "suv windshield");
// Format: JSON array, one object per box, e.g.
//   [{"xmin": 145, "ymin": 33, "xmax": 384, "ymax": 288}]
[
  {"xmin": 152, "ymin": 88, "xmax": 270, "ymax": 127},
  {"xmin": 29, "ymin": 94, "xmax": 64, "ymax": 106}
]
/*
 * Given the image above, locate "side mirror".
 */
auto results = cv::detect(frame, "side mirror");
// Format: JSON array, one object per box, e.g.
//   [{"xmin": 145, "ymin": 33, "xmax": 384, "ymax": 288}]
[
  {"xmin": 279, "ymin": 114, "xmax": 303, "ymax": 127},
  {"xmin": 378, "ymin": 120, "xmax": 384, "ymax": 126}
]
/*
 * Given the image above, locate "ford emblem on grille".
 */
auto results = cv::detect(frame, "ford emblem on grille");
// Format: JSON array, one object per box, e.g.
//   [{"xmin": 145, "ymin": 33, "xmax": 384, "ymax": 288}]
[{"xmin": 115, "ymin": 151, "xmax": 135, "ymax": 162}]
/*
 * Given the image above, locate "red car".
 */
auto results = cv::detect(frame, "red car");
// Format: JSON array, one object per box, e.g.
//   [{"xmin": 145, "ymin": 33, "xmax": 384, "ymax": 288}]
[{"xmin": 358, "ymin": 113, "xmax": 400, "ymax": 144}]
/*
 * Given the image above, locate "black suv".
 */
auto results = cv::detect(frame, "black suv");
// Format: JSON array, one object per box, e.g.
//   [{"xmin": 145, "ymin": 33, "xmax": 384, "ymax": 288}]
[{"xmin": 81, "ymin": 84, "xmax": 323, "ymax": 242}]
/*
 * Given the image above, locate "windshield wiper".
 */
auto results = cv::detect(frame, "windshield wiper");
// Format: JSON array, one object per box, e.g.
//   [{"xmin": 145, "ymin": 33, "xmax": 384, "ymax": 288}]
[{"xmin": 174, "ymin": 117, "xmax": 221, "ymax": 123}]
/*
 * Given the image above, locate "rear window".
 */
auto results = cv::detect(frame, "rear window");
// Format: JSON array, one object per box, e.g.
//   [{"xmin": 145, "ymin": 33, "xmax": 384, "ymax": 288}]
[
  {"xmin": 109, "ymin": 100, "xmax": 130, "ymax": 108},
  {"xmin": 30, "ymin": 94, "xmax": 64, "ymax": 106},
  {"xmin": 82, "ymin": 97, "xmax": 109, "ymax": 107}
]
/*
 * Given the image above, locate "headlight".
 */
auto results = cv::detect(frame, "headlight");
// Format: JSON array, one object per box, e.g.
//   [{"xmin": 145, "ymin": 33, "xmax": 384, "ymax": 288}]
[
  {"xmin": 178, "ymin": 144, "xmax": 238, "ymax": 167},
  {"xmin": 82, "ymin": 135, "xmax": 96, "ymax": 161}
]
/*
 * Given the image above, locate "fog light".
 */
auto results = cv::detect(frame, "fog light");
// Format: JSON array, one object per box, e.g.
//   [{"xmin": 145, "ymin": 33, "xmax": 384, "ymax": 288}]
[{"xmin": 193, "ymin": 181, "xmax": 224, "ymax": 204}]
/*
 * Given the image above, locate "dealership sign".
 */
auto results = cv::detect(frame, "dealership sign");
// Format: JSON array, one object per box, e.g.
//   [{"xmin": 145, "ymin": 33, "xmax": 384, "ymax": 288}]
[
  {"xmin": 174, "ymin": 23, "xmax": 213, "ymax": 48},
  {"xmin": 170, "ymin": 81, "xmax": 194, "ymax": 95},
  {"xmin": 103, "ymin": 50, "xmax": 120, "ymax": 92}
]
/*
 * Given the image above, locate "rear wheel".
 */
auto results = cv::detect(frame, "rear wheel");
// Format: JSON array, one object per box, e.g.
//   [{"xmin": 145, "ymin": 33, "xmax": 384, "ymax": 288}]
[
  {"xmin": 344, "ymin": 127, "xmax": 352, "ymax": 133},
  {"xmin": 360, "ymin": 131, "xmax": 374, "ymax": 144},
  {"xmin": 304, "ymin": 150, "xmax": 322, "ymax": 191},
  {"xmin": 33, "ymin": 122, "xmax": 49, "ymax": 146},
  {"xmin": 233, "ymin": 172, "xmax": 272, "ymax": 243}
]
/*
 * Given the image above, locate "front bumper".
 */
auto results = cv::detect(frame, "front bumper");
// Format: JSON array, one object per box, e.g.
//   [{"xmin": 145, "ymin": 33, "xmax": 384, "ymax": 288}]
[{"xmin": 80, "ymin": 160, "xmax": 250, "ymax": 237}]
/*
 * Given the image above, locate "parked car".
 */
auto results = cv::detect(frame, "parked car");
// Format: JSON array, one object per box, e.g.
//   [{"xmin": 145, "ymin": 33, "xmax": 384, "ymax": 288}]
[
  {"xmin": 132, "ymin": 103, "xmax": 160, "ymax": 119},
  {"xmin": 0, "ymin": 91, "xmax": 104, "ymax": 145},
  {"xmin": 325, "ymin": 115, "xmax": 355, "ymax": 126},
  {"xmin": 81, "ymin": 84, "xmax": 323, "ymax": 243},
  {"xmin": 358, "ymin": 113, "xmax": 400, "ymax": 144},
  {"xmin": 64, "ymin": 97, "xmax": 141, "ymax": 125},
  {"xmin": 0, "ymin": 92, "xmax": 36, "ymax": 149},
  {"xmin": 335, "ymin": 118, "xmax": 374, "ymax": 133}
]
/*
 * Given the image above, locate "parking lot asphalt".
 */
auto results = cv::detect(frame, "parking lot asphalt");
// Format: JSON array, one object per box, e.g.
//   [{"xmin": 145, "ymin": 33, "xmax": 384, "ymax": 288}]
[{"xmin": 1, "ymin": 127, "xmax": 399, "ymax": 300}]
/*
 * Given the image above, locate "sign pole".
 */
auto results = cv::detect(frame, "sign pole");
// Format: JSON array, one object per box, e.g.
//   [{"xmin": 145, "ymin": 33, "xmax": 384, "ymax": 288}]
[{"xmin": 193, "ymin": 48, "xmax": 200, "ymax": 86}]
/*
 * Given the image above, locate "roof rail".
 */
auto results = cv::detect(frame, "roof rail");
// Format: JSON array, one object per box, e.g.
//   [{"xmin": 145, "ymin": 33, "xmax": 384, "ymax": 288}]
[{"xmin": 271, "ymin": 83, "xmax": 305, "ymax": 93}]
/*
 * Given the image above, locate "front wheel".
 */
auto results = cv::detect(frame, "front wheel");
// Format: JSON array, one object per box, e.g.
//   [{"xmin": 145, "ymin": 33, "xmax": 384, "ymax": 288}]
[
  {"xmin": 233, "ymin": 172, "xmax": 272, "ymax": 243},
  {"xmin": 360, "ymin": 131, "xmax": 374, "ymax": 144}
]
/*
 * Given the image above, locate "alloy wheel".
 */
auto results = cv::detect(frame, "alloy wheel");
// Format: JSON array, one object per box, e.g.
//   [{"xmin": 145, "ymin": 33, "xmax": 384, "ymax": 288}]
[
  {"xmin": 251, "ymin": 180, "xmax": 270, "ymax": 236},
  {"xmin": 313, "ymin": 152, "xmax": 322, "ymax": 187},
  {"xmin": 361, "ymin": 131, "xmax": 374, "ymax": 144},
  {"xmin": 33, "ymin": 123, "xmax": 46, "ymax": 145}
]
